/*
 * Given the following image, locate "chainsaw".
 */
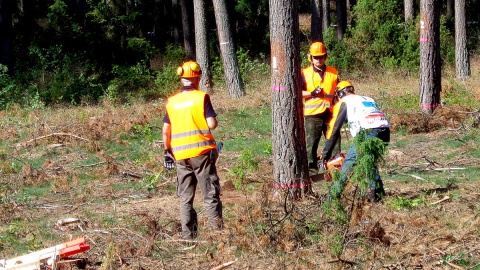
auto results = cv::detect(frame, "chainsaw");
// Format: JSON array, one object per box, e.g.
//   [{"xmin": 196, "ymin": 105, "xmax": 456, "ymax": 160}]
[{"xmin": 322, "ymin": 153, "xmax": 345, "ymax": 181}]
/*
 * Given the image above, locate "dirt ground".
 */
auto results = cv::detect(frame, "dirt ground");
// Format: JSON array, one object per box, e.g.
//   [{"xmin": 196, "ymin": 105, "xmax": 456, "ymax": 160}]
[{"xmin": 1, "ymin": 58, "xmax": 479, "ymax": 269}]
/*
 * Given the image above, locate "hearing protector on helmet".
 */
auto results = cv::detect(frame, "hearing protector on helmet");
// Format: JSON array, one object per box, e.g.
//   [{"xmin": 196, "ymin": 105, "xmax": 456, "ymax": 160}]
[
  {"xmin": 177, "ymin": 61, "xmax": 202, "ymax": 78},
  {"xmin": 336, "ymin": 80, "xmax": 354, "ymax": 98}
]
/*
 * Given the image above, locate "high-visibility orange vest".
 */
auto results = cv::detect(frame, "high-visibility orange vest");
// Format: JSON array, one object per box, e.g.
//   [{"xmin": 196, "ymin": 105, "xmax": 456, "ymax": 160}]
[
  {"xmin": 302, "ymin": 65, "xmax": 338, "ymax": 116},
  {"xmin": 325, "ymin": 99, "xmax": 345, "ymax": 139},
  {"xmin": 166, "ymin": 90, "xmax": 216, "ymax": 160}
]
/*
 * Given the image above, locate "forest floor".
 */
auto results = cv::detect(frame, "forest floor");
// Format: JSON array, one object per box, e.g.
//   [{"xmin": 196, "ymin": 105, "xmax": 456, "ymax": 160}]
[{"xmin": 1, "ymin": 57, "xmax": 479, "ymax": 269}]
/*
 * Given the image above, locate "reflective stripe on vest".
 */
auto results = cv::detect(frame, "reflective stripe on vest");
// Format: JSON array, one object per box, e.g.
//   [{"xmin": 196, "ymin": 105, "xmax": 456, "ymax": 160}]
[
  {"xmin": 166, "ymin": 90, "xmax": 216, "ymax": 160},
  {"xmin": 171, "ymin": 129, "xmax": 212, "ymax": 139},
  {"xmin": 302, "ymin": 65, "xmax": 338, "ymax": 116},
  {"xmin": 172, "ymin": 139, "xmax": 216, "ymax": 152}
]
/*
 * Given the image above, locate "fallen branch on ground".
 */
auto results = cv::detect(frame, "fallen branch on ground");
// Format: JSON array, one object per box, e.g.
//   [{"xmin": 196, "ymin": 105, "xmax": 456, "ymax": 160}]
[
  {"xmin": 327, "ymin": 258, "xmax": 356, "ymax": 265},
  {"xmin": 210, "ymin": 259, "xmax": 238, "ymax": 270},
  {"xmin": 70, "ymin": 161, "xmax": 107, "ymax": 168},
  {"xmin": 122, "ymin": 170, "xmax": 143, "ymax": 178},
  {"xmin": 16, "ymin": 132, "xmax": 90, "ymax": 148},
  {"xmin": 399, "ymin": 173, "xmax": 425, "ymax": 180},
  {"xmin": 431, "ymin": 196, "xmax": 450, "ymax": 205},
  {"xmin": 421, "ymin": 167, "xmax": 466, "ymax": 171}
]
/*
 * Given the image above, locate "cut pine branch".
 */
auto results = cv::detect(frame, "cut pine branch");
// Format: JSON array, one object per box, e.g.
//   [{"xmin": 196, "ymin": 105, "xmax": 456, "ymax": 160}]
[{"xmin": 16, "ymin": 133, "xmax": 89, "ymax": 148}]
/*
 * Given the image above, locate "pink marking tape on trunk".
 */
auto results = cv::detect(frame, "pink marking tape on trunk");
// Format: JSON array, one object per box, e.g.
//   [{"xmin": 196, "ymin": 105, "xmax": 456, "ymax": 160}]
[
  {"xmin": 272, "ymin": 85, "xmax": 286, "ymax": 91},
  {"xmin": 273, "ymin": 180, "xmax": 312, "ymax": 189}
]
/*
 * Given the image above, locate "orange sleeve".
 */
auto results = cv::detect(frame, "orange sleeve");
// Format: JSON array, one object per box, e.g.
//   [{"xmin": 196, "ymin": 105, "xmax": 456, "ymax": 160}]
[{"xmin": 321, "ymin": 101, "xmax": 347, "ymax": 160}]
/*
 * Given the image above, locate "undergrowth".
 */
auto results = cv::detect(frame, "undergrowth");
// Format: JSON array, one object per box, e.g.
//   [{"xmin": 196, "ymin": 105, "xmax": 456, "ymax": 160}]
[{"xmin": 0, "ymin": 57, "xmax": 479, "ymax": 268}]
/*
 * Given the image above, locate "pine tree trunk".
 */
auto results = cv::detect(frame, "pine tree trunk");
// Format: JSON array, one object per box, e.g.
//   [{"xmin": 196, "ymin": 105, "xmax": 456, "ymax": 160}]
[
  {"xmin": 154, "ymin": 0, "xmax": 166, "ymax": 49},
  {"xmin": 455, "ymin": 0, "xmax": 470, "ymax": 79},
  {"xmin": 193, "ymin": 0, "xmax": 213, "ymax": 92},
  {"xmin": 336, "ymin": 0, "xmax": 347, "ymax": 40},
  {"xmin": 404, "ymin": 0, "xmax": 415, "ymax": 21},
  {"xmin": 321, "ymin": 0, "xmax": 330, "ymax": 33},
  {"xmin": 311, "ymin": 0, "xmax": 323, "ymax": 41},
  {"xmin": 212, "ymin": 0, "xmax": 245, "ymax": 98},
  {"xmin": 419, "ymin": 0, "xmax": 442, "ymax": 114},
  {"xmin": 171, "ymin": 0, "xmax": 181, "ymax": 49},
  {"xmin": 446, "ymin": 0, "xmax": 454, "ymax": 22},
  {"xmin": 180, "ymin": 0, "xmax": 195, "ymax": 59},
  {"xmin": 269, "ymin": 0, "xmax": 311, "ymax": 199}
]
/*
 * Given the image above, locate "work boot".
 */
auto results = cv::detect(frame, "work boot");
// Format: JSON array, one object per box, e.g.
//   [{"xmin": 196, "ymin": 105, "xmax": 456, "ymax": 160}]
[
  {"xmin": 210, "ymin": 217, "xmax": 224, "ymax": 231},
  {"xmin": 178, "ymin": 231, "xmax": 195, "ymax": 240},
  {"xmin": 369, "ymin": 187, "xmax": 384, "ymax": 203}
]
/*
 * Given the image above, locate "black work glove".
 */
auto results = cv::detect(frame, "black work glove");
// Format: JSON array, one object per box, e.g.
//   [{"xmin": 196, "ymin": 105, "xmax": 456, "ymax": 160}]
[
  {"xmin": 163, "ymin": 149, "xmax": 176, "ymax": 170},
  {"xmin": 311, "ymin": 87, "xmax": 323, "ymax": 97}
]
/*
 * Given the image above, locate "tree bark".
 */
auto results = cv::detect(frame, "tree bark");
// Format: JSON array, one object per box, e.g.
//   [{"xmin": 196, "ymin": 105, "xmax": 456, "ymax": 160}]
[
  {"xmin": 336, "ymin": 0, "xmax": 347, "ymax": 40},
  {"xmin": 154, "ymin": 0, "xmax": 166, "ymax": 49},
  {"xmin": 404, "ymin": 0, "xmax": 415, "ymax": 21},
  {"xmin": 269, "ymin": 0, "xmax": 311, "ymax": 199},
  {"xmin": 180, "ymin": 0, "xmax": 195, "ymax": 59},
  {"xmin": 311, "ymin": 0, "xmax": 323, "ymax": 41},
  {"xmin": 419, "ymin": 0, "xmax": 442, "ymax": 114},
  {"xmin": 171, "ymin": 0, "xmax": 182, "ymax": 49},
  {"xmin": 321, "ymin": 0, "xmax": 330, "ymax": 33},
  {"xmin": 212, "ymin": 0, "xmax": 245, "ymax": 98},
  {"xmin": 446, "ymin": 0, "xmax": 454, "ymax": 22},
  {"xmin": 454, "ymin": 0, "xmax": 470, "ymax": 79},
  {"xmin": 193, "ymin": 0, "xmax": 213, "ymax": 92}
]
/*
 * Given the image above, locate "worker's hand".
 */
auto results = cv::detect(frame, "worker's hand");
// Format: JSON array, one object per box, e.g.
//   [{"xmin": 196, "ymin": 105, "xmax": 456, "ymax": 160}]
[
  {"xmin": 311, "ymin": 87, "xmax": 323, "ymax": 97},
  {"xmin": 163, "ymin": 149, "xmax": 176, "ymax": 170},
  {"xmin": 317, "ymin": 158, "xmax": 327, "ymax": 172}
]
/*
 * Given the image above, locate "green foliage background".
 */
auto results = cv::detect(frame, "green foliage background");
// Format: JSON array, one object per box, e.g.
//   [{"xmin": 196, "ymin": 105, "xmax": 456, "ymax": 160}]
[{"xmin": 0, "ymin": 0, "xmax": 478, "ymax": 109}]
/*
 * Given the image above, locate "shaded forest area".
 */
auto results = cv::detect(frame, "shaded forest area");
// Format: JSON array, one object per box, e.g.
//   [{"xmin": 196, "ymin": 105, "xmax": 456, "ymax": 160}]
[{"xmin": 0, "ymin": 0, "xmax": 479, "ymax": 108}]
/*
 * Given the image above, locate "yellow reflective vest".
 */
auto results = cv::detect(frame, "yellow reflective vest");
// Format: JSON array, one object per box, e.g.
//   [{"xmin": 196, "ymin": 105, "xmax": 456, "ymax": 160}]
[
  {"xmin": 166, "ymin": 90, "xmax": 216, "ymax": 160},
  {"xmin": 302, "ymin": 65, "xmax": 338, "ymax": 116}
]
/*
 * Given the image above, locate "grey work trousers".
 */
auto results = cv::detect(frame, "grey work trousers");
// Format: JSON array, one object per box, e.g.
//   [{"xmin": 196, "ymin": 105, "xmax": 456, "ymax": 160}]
[{"xmin": 176, "ymin": 149, "xmax": 223, "ymax": 239}]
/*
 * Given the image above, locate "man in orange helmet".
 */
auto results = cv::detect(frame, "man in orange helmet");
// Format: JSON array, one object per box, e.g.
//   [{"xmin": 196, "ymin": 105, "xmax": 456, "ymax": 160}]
[
  {"xmin": 162, "ymin": 60, "xmax": 223, "ymax": 240},
  {"xmin": 301, "ymin": 41, "xmax": 340, "ymax": 176},
  {"xmin": 321, "ymin": 81, "xmax": 390, "ymax": 202}
]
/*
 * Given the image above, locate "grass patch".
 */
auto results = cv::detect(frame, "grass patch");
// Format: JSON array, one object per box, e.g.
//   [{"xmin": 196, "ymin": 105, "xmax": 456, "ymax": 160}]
[
  {"xmin": 13, "ymin": 185, "xmax": 52, "ymax": 204},
  {"xmin": 386, "ymin": 195, "xmax": 426, "ymax": 210},
  {"xmin": 1, "ymin": 60, "xmax": 480, "ymax": 268},
  {"xmin": 215, "ymin": 106, "xmax": 272, "ymax": 155}
]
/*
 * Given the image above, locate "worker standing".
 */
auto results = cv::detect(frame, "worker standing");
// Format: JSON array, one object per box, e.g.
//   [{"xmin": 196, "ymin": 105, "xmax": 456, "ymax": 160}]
[
  {"xmin": 301, "ymin": 41, "xmax": 340, "ymax": 176},
  {"xmin": 162, "ymin": 60, "xmax": 223, "ymax": 240},
  {"xmin": 320, "ymin": 81, "xmax": 390, "ymax": 202}
]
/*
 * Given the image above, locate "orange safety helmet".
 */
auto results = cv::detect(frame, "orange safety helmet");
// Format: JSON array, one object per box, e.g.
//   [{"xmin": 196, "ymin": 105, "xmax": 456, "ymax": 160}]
[
  {"xmin": 177, "ymin": 61, "xmax": 202, "ymax": 78},
  {"xmin": 308, "ymin": 41, "xmax": 327, "ymax": 62},
  {"xmin": 336, "ymin": 80, "xmax": 355, "ymax": 98}
]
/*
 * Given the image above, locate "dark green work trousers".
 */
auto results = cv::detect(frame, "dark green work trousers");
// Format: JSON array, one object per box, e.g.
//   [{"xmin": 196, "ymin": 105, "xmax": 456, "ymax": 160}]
[
  {"xmin": 305, "ymin": 111, "xmax": 341, "ymax": 175},
  {"xmin": 176, "ymin": 149, "xmax": 223, "ymax": 239}
]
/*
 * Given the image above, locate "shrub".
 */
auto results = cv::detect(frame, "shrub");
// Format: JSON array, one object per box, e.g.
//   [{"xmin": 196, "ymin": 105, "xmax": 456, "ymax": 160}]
[
  {"xmin": 212, "ymin": 47, "xmax": 271, "ymax": 88},
  {"xmin": 153, "ymin": 62, "xmax": 181, "ymax": 99},
  {"xmin": 326, "ymin": 0, "xmax": 454, "ymax": 73},
  {"xmin": 0, "ymin": 65, "xmax": 19, "ymax": 110}
]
